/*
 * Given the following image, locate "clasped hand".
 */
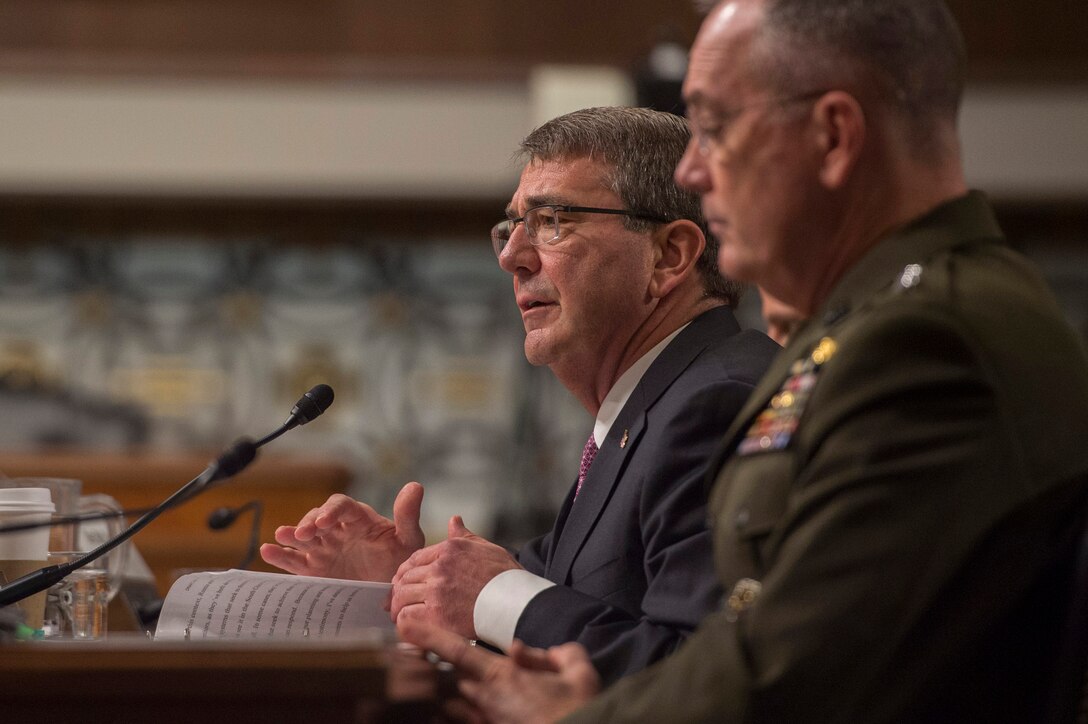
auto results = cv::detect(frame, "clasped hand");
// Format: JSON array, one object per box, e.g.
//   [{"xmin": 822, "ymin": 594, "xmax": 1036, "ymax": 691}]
[
  {"xmin": 400, "ymin": 621, "xmax": 600, "ymax": 724},
  {"xmin": 260, "ymin": 483, "xmax": 523, "ymax": 639},
  {"xmin": 390, "ymin": 515, "xmax": 522, "ymax": 638}
]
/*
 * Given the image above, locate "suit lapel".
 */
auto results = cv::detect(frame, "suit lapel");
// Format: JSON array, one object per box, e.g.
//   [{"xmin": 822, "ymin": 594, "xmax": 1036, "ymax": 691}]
[
  {"xmin": 545, "ymin": 485, "xmax": 578, "ymax": 562},
  {"xmin": 546, "ymin": 307, "xmax": 740, "ymax": 582},
  {"xmin": 546, "ymin": 413, "xmax": 647, "ymax": 582}
]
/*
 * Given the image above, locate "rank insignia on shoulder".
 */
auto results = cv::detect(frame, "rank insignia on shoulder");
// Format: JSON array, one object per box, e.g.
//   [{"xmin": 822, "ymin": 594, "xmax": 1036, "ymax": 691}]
[{"xmin": 737, "ymin": 337, "xmax": 836, "ymax": 455}]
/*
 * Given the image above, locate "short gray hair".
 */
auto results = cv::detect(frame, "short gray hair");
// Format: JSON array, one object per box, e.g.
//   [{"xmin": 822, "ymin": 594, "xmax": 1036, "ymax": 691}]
[
  {"xmin": 519, "ymin": 106, "xmax": 744, "ymax": 306},
  {"xmin": 750, "ymin": 0, "xmax": 967, "ymax": 154}
]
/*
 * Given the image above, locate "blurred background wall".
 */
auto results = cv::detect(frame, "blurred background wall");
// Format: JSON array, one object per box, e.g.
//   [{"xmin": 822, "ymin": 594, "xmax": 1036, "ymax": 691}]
[{"xmin": 0, "ymin": 0, "xmax": 1083, "ymax": 555}]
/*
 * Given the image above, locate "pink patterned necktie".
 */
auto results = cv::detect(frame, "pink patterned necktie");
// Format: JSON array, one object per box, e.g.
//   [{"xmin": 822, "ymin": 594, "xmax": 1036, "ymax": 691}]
[{"xmin": 575, "ymin": 434, "xmax": 598, "ymax": 499}]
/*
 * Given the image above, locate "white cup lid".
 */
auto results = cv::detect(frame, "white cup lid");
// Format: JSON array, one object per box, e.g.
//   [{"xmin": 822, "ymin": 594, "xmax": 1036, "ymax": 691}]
[{"xmin": 0, "ymin": 486, "xmax": 56, "ymax": 512}]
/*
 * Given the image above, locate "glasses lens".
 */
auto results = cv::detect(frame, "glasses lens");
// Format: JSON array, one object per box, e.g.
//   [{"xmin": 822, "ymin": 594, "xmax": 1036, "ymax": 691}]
[
  {"xmin": 525, "ymin": 206, "xmax": 560, "ymax": 245},
  {"xmin": 490, "ymin": 220, "xmax": 512, "ymax": 256}
]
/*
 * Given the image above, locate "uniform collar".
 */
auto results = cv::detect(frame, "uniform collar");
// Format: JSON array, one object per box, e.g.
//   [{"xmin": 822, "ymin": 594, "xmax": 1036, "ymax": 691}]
[{"xmin": 815, "ymin": 190, "xmax": 1004, "ymax": 328}]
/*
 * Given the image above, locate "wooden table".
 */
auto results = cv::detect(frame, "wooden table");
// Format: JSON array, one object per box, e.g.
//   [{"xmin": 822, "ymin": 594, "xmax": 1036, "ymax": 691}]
[{"xmin": 0, "ymin": 635, "xmax": 450, "ymax": 723}]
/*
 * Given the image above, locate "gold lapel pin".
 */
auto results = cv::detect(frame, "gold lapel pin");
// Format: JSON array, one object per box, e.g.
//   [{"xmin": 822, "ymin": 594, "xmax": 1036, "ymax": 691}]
[{"xmin": 619, "ymin": 429, "xmax": 629, "ymax": 448}]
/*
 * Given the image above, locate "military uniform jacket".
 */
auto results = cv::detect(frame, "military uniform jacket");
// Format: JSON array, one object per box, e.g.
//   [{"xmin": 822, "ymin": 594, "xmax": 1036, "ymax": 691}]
[{"xmin": 567, "ymin": 192, "xmax": 1088, "ymax": 722}]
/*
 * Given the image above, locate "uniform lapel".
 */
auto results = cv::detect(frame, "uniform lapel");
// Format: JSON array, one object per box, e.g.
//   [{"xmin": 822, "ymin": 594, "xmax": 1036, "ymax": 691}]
[
  {"xmin": 546, "ymin": 307, "xmax": 738, "ymax": 582},
  {"xmin": 705, "ymin": 319, "xmax": 827, "ymax": 480},
  {"xmin": 704, "ymin": 192, "xmax": 1006, "ymax": 485}
]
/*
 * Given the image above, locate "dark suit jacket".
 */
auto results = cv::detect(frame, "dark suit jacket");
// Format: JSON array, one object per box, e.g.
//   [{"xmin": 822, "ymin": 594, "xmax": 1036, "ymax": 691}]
[
  {"xmin": 567, "ymin": 193, "xmax": 1088, "ymax": 721},
  {"xmin": 512, "ymin": 306, "xmax": 779, "ymax": 685}
]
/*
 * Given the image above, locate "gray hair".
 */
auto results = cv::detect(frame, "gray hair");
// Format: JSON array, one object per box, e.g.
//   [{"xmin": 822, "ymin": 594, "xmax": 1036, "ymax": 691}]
[
  {"xmin": 519, "ymin": 106, "xmax": 744, "ymax": 306},
  {"xmin": 750, "ymin": 0, "xmax": 967, "ymax": 154}
]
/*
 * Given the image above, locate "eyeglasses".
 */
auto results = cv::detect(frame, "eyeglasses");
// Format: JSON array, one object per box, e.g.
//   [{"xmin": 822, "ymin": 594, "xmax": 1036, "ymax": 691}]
[
  {"xmin": 490, "ymin": 205, "xmax": 670, "ymax": 257},
  {"xmin": 686, "ymin": 89, "xmax": 830, "ymax": 156}
]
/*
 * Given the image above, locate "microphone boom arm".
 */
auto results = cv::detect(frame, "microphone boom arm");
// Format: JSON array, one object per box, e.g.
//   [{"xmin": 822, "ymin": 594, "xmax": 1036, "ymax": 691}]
[
  {"xmin": 0, "ymin": 440, "xmax": 255, "ymax": 608},
  {"xmin": 0, "ymin": 383, "xmax": 334, "ymax": 610}
]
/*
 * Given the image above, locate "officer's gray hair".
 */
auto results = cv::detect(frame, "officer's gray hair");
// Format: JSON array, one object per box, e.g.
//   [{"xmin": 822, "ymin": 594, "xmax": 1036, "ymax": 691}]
[{"xmin": 751, "ymin": 0, "xmax": 967, "ymax": 155}]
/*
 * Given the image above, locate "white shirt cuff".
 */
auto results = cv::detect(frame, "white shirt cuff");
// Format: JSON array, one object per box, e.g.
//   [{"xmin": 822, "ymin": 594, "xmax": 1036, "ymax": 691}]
[{"xmin": 473, "ymin": 568, "xmax": 556, "ymax": 650}]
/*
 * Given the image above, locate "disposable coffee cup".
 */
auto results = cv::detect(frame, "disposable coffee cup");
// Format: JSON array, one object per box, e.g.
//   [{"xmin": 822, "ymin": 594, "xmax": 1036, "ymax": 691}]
[{"xmin": 0, "ymin": 487, "xmax": 55, "ymax": 630}]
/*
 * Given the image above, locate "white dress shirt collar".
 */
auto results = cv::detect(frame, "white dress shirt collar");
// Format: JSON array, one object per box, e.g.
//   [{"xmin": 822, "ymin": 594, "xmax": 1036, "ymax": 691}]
[{"xmin": 593, "ymin": 323, "xmax": 689, "ymax": 446}]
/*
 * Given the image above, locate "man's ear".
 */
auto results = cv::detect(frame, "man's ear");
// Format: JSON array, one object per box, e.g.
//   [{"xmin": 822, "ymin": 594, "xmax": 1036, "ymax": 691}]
[
  {"xmin": 648, "ymin": 219, "xmax": 705, "ymax": 299},
  {"xmin": 812, "ymin": 91, "xmax": 866, "ymax": 190}
]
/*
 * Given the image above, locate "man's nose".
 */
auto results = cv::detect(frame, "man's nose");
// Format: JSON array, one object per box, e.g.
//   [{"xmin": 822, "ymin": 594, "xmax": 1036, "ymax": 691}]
[
  {"xmin": 675, "ymin": 139, "xmax": 711, "ymax": 193},
  {"xmin": 498, "ymin": 224, "xmax": 540, "ymax": 275}
]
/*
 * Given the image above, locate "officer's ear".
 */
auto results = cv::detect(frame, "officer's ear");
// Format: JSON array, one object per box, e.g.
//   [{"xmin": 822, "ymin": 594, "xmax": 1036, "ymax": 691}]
[
  {"xmin": 811, "ymin": 91, "xmax": 866, "ymax": 190},
  {"xmin": 648, "ymin": 219, "xmax": 704, "ymax": 299}
]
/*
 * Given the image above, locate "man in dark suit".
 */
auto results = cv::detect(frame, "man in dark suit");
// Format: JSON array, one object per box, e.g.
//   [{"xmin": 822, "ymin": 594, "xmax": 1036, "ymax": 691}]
[
  {"xmin": 261, "ymin": 106, "xmax": 779, "ymax": 684},
  {"xmin": 401, "ymin": 1, "xmax": 1088, "ymax": 721}
]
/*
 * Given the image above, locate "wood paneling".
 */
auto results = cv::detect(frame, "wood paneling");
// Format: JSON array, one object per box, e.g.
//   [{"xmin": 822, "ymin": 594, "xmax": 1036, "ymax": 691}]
[
  {"xmin": 0, "ymin": 0, "xmax": 702, "ymax": 80},
  {"xmin": 0, "ymin": 1, "xmax": 1081, "ymax": 82},
  {"xmin": 947, "ymin": 0, "xmax": 1088, "ymax": 81},
  {"xmin": 0, "ymin": 195, "xmax": 503, "ymax": 245}
]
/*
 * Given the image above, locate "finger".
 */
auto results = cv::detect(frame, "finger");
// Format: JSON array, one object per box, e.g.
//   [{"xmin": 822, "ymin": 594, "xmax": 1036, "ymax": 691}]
[
  {"xmin": 393, "ymin": 600, "xmax": 427, "ymax": 625},
  {"xmin": 259, "ymin": 543, "xmax": 308, "ymax": 574},
  {"xmin": 392, "ymin": 561, "xmax": 432, "ymax": 586},
  {"xmin": 273, "ymin": 525, "xmax": 302, "ymax": 546},
  {"xmin": 292, "ymin": 506, "xmax": 326, "ymax": 541},
  {"xmin": 392, "ymin": 544, "xmax": 443, "ymax": 585},
  {"xmin": 312, "ymin": 494, "xmax": 382, "ymax": 529},
  {"xmin": 293, "ymin": 494, "xmax": 371, "ymax": 540},
  {"xmin": 448, "ymin": 515, "xmax": 473, "ymax": 539},
  {"xmin": 398, "ymin": 620, "xmax": 496, "ymax": 679},
  {"xmin": 393, "ymin": 482, "xmax": 426, "ymax": 545},
  {"xmin": 548, "ymin": 643, "xmax": 601, "ymax": 693},
  {"xmin": 458, "ymin": 679, "xmax": 484, "ymax": 707},
  {"xmin": 547, "ymin": 641, "xmax": 592, "ymax": 668},
  {"xmin": 389, "ymin": 581, "xmax": 429, "ymax": 620},
  {"xmin": 508, "ymin": 640, "xmax": 557, "ymax": 672}
]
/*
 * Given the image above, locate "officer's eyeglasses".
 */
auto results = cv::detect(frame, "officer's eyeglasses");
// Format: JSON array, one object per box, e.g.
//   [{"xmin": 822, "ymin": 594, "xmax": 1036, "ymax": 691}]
[{"xmin": 686, "ymin": 89, "xmax": 830, "ymax": 156}]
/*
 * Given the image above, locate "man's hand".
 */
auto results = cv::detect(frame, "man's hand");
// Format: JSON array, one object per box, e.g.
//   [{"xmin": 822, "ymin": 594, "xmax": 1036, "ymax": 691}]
[
  {"xmin": 259, "ymin": 482, "xmax": 425, "ymax": 583},
  {"xmin": 399, "ymin": 620, "xmax": 600, "ymax": 724},
  {"xmin": 390, "ymin": 516, "xmax": 521, "ymax": 638}
]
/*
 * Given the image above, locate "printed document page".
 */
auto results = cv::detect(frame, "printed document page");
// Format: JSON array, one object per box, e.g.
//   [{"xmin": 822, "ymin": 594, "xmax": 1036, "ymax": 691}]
[{"xmin": 155, "ymin": 569, "xmax": 394, "ymax": 641}]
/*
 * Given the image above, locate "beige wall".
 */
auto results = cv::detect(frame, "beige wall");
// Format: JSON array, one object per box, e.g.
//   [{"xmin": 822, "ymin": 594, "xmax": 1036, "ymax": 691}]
[{"xmin": 0, "ymin": 74, "xmax": 1084, "ymax": 201}]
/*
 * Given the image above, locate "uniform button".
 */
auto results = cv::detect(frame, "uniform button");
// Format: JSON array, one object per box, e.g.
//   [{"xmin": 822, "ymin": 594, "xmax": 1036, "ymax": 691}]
[
  {"xmin": 898, "ymin": 263, "xmax": 923, "ymax": 289},
  {"xmin": 725, "ymin": 578, "xmax": 762, "ymax": 622},
  {"xmin": 734, "ymin": 508, "xmax": 750, "ymax": 529}
]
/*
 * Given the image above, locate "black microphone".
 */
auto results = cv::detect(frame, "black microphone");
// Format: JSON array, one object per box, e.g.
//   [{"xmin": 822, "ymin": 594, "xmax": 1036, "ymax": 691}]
[
  {"xmin": 285, "ymin": 384, "xmax": 335, "ymax": 431},
  {"xmin": 207, "ymin": 500, "xmax": 263, "ymax": 570},
  {"xmin": 0, "ymin": 385, "xmax": 334, "ymax": 609},
  {"xmin": 252, "ymin": 384, "xmax": 336, "ymax": 449}
]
